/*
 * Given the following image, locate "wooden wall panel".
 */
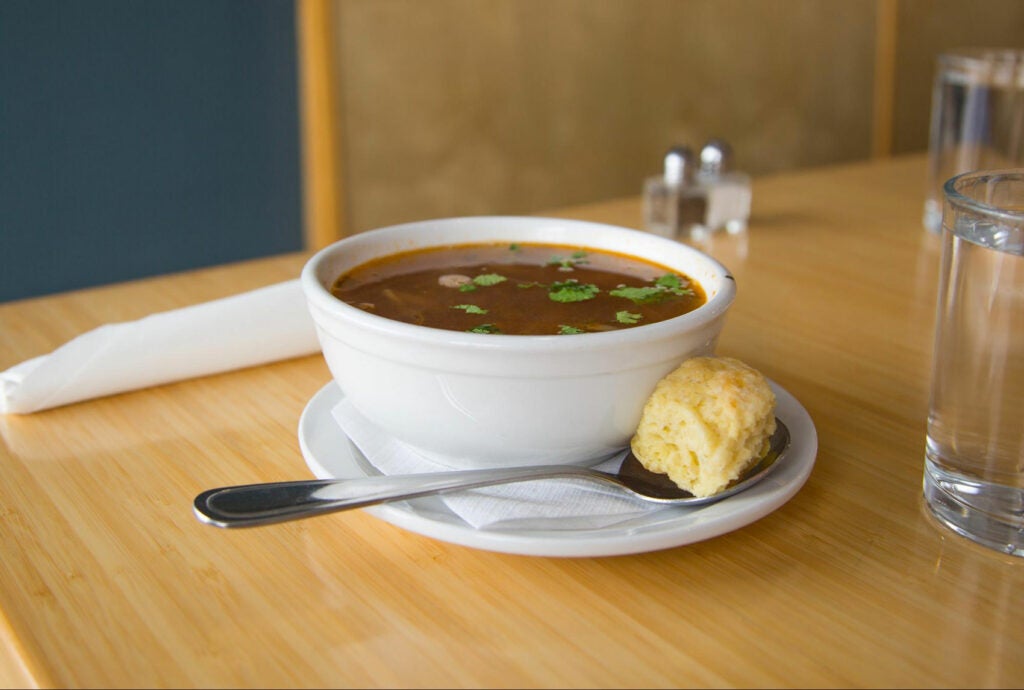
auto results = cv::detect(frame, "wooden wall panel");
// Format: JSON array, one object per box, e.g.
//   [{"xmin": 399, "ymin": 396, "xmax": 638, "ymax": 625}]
[{"xmin": 330, "ymin": 0, "xmax": 877, "ymax": 234}]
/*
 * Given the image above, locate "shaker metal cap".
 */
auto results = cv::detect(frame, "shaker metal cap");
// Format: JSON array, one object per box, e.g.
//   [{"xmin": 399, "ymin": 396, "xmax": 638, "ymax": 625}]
[
  {"xmin": 663, "ymin": 145, "xmax": 696, "ymax": 185},
  {"xmin": 700, "ymin": 138, "xmax": 734, "ymax": 175}
]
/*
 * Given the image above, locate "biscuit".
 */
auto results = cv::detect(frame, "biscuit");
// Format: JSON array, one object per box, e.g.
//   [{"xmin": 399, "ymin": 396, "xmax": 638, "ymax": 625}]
[{"xmin": 630, "ymin": 356, "xmax": 776, "ymax": 497}]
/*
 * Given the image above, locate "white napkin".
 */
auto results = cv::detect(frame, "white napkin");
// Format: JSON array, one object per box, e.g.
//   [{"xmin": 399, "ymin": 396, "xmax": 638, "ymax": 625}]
[
  {"xmin": 1, "ymin": 279, "xmax": 320, "ymax": 414},
  {"xmin": 332, "ymin": 398, "xmax": 666, "ymax": 531}
]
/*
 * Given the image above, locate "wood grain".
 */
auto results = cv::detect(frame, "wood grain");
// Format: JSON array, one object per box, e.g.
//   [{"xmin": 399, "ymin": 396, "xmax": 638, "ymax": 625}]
[{"xmin": 1, "ymin": 156, "xmax": 1022, "ymax": 688}]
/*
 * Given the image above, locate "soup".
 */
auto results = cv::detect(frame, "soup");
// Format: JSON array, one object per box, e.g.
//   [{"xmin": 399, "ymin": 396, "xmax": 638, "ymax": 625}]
[{"xmin": 330, "ymin": 242, "xmax": 707, "ymax": 335}]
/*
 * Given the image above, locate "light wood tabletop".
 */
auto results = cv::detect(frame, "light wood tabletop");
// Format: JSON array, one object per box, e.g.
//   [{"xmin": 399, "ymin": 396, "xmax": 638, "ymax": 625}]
[{"xmin": 1, "ymin": 154, "xmax": 1021, "ymax": 688}]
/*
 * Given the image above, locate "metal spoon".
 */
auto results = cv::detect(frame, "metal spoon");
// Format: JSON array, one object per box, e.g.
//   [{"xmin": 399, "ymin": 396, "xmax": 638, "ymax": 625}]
[{"xmin": 194, "ymin": 420, "xmax": 790, "ymax": 528}]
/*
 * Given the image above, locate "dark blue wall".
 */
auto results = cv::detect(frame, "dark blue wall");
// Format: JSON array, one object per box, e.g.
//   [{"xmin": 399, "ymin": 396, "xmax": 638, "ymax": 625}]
[{"xmin": 0, "ymin": 0, "xmax": 303, "ymax": 302}]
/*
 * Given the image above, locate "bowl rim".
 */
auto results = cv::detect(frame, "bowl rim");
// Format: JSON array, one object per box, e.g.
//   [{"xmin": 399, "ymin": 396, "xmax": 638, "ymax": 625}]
[{"xmin": 301, "ymin": 215, "xmax": 736, "ymax": 351}]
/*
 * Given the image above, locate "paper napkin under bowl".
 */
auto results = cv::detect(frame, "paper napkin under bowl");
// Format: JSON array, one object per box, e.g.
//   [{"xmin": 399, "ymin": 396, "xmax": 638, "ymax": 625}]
[
  {"xmin": 1, "ymin": 279, "xmax": 320, "ymax": 414},
  {"xmin": 331, "ymin": 398, "xmax": 666, "ymax": 531}
]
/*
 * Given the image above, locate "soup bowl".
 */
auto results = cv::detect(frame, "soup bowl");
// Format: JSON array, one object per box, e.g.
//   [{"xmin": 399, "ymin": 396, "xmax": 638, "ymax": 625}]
[{"xmin": 301, "ymin": 216, "xmax": 735, "ymax": 468}]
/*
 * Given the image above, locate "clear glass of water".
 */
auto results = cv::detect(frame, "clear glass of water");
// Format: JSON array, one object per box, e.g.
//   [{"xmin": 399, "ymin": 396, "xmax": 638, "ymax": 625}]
[
  {"xmin": 924, "ymin": 169, "xmax": 1024, "ymax": 556},
  {"xmin": 923, "ymin": 49, "xmax": 1024, "ymax": 234}
]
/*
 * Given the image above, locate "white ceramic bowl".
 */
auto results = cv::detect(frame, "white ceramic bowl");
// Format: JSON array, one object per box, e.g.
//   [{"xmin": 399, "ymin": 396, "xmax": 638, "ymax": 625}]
[{"xmin": 301, "ymin": 216, "xmax": 735, "ymax": 468}]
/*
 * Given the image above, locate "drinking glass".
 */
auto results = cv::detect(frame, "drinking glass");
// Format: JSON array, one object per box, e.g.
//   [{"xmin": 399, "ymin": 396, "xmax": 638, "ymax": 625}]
[
  {"xmin": 924, "ymin": 169, "xmax": 1024, "ymax": 556},
  {"xmin": 923, "ymin": 49, "xmax": 1024, "ymax": 233}
]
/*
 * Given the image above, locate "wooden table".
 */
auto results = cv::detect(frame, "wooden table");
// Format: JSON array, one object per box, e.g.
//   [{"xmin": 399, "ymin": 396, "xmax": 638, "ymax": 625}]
[{"xmin": 1, "ymin": 154, "xmax": 1021, "ymax": 688}]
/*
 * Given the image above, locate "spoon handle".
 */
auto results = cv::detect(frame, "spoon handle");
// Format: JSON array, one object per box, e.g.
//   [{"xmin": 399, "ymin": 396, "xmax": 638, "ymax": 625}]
[{"xmin": 193, "ymin": 465, "xmax": 599, "ymax": 528}]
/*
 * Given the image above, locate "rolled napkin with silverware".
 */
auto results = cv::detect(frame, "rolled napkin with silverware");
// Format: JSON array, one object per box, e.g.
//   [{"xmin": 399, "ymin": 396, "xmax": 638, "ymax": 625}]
[{"xmin": 0, "ymin": 279, "xmax": 320, "ymax": 414}]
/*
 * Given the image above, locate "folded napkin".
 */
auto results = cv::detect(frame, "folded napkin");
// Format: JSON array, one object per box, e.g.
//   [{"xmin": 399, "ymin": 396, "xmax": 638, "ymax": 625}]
[
  {"xmin": 1, "ymin": 279, "xmax": 320, "ymax": 414},
  {"xmin": 332, "ymin": 398, "xmax": 667, "ymax": 531}
]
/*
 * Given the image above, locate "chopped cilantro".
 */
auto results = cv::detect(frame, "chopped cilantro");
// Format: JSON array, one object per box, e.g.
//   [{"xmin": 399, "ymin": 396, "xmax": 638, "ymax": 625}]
[
  {"xmin": 655, "ymin": 273, "xmax": 695, "ymax": 295},
  {"xmin": 549, "ymin": 280, "xmax": 600, "ymax": 303},
  {"xmin": 608, "ymin": 285, "xmax": 669, "ymax": 304},
  {"xmin": 508, "ymin": 243, "xmax": 521, "ymax": 252},
  {"xmin": 452, "ymin": 304, "xmax": 488, "ymax": 315},
  {"xmin": 548, "ymin": 252, "xmax": 589, "ymax": 271},
  {"xmin": 458, "ymin": 283, "xmax": 477, "ymax": 292},
  {"xmin": 472, "ymin": 273, "xmax": 507, "ymax": 287},
  {"xmin": 467, "ymin": 323, "xmax": 500, "ymax": 334},
  {"xmin": 558, "ymin": 325, "xmax": 585, "ymax": 335},
  {"xmin": 616, "ymin": 311, "xmax": 642, "ymax": 324},
  {"xmin": 609, "ymin": 275, "xmax": 694, "ymax": 304}
]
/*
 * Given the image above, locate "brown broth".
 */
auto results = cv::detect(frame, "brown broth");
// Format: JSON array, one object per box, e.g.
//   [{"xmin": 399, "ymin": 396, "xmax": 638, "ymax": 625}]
[{"xmin": 330, "ymin": 242, "xmax": 706, "ymax": 335}]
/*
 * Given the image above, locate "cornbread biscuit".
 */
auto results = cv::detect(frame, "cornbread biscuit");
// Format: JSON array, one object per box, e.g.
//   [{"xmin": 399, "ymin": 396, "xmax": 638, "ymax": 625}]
[{"xmin": 630, "ymin": 356, "xmax": 776, "ymax": 497}]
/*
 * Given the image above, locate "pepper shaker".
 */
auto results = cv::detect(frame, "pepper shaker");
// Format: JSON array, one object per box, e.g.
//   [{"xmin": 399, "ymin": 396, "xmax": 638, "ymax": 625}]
[{"xmin": 697, "ymin": 138, "xmax": 751, "ymax": 234}]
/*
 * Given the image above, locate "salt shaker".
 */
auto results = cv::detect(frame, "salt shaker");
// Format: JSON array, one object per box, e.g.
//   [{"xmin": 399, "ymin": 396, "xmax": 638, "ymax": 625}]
[
  {"xmin": 697, "ymin": 139, "xmax": 751, "ymax": 234},
  {"xmin": 642, "ymin": 146, "xmax": 708, "ymax": 239}
]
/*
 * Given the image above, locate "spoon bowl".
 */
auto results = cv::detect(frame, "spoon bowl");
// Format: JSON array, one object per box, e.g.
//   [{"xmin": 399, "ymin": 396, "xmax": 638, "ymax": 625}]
[{"xmin": 194, "ymin": 420, "xmax": 790, "ymax": 528}]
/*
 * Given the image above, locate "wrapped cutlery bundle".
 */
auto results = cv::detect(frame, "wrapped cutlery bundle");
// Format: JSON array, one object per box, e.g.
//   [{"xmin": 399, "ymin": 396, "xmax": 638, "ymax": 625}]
[{"xmin": 0, "ymin": 279, "xmax": 320, "ymax": 414}]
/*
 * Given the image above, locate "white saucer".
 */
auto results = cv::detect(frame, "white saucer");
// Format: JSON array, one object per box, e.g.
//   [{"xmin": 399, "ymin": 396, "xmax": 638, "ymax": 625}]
[{"xmin": 298, "ymin": 381, "xmax": 818, "ymax": 557}]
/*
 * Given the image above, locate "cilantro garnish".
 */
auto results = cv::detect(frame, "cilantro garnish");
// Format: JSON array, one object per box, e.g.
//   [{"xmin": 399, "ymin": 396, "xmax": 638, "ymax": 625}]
[
  {"xmin": 608, "ymin": 285, "xmax": 668, "ymax": 304},
  {"xmin": 508, "ymin": 243, "xmax": 521, "ymax": 252},
  {"xmin": 548, "ymin": 252, "xmax": 589, "ymax": 271},
  {"xmin": 458, "ymin": 283, "xmax": 477, "ymax": 292},
  {"xmin": 655, "ymin": 273, "xmax": 694, "ymax": 296},
  {"xmin": 452, "ymin": 304, "xmax": 488, "ymax": 315},
  {"xmin": 467, "ymin": 323, "xmax": 500, "ymax": 334},
  {"xmin": 616, "ymin": 311, "xmax": 642, "ymax": 324},
  {"xmin": 549, "ymin": 280, "xmax": 600, "ymax": 303},
  {"xmin": 472, "ymin": 273, "xmax": 507, "ymax": 287},
  {"xmin": 610, "ymin": 274, "xmax": 694, "ymax": 304},
  {"xmin": 558, "ymin": 325, "xmax": 584, "ymax": 335}
]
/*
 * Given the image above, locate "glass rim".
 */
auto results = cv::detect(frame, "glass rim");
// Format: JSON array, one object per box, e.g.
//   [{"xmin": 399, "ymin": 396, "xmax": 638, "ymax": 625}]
[
  {"xmin": 939, "ymin": 47, "xmax": 1024, "ymax": 63},
  {"xmin": 938, "ymin": 48, "xmax": 1024, "ymax": 87},
  {"xmin": 944, "ymin": 169, "xmax": 1024, "ymax": 224}
]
